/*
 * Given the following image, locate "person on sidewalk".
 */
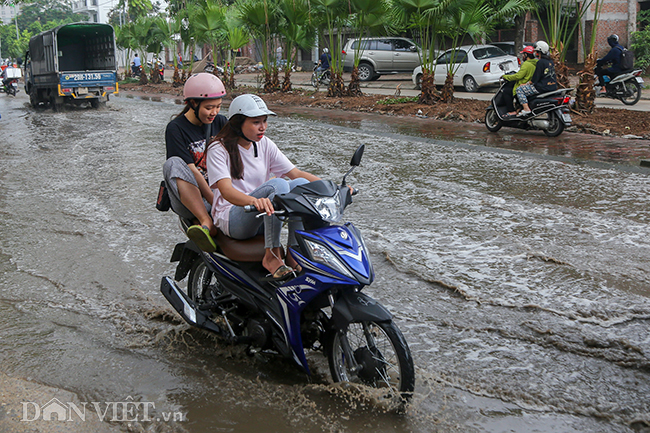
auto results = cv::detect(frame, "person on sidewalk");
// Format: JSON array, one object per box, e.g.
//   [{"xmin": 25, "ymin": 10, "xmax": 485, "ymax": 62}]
[
  {"xmin": 206, "ymin": 94, "xmax": 320, "ymax": 279},
  {"xmin": 163, "ymin": 73, "xmax": 228, "ymax": 252},
  {"xmin": 514, "ymin": 41, "xmax": 557, "ymax": 117},
  {"xmin": 501, "ymin": 46, "xmax": 538, "ymax": 116}
]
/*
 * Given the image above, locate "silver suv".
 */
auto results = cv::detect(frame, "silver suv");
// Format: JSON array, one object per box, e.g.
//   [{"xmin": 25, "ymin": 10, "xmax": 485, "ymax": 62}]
[{"xmin": 342, "ymin": 37, "xmax": 421, "ymax": 81}]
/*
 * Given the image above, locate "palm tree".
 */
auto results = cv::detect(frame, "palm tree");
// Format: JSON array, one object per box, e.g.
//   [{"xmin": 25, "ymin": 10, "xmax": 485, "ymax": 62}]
[
  {"xmin": 223, "ymin": 16, "xmax": 251, "ymax": 89},
  {"xmin": 192, "ymin": 1, "xmax": 227, "ymax": 70},
  {"xmin": 131, "ymin": 16, "xmax": 158, "ymax": 84},
  {"xmin": 535, "ymin": 0, "xmax": 597, "ymax": 89},
  {"xmin": 390, "ymin": 0, "xmax": 450, "ymax": 104},
  {"xmin": 346, "ymin": 0, "xmax": 390, "ymax": 96},
  {"xmin": 277, "ymin": 0, "xmax": 315, "ymax": 92},
  {"xmin": 438, "ymin": 0, "xmax": 531, "ymax": 102},
  {"xmin": 312, "ymin": 0, "xmax": 349, "ymax": 97},
  {"xmin": 237, "ymin": 0, "xmax": 281, "ymax": 93},
  {"xmin": 574, "ymin": 0, "xmax": 604, "ymax": 113},
  {"xmin": 115, "ymin": 23, "xmax": 138, "ymax": 78}
]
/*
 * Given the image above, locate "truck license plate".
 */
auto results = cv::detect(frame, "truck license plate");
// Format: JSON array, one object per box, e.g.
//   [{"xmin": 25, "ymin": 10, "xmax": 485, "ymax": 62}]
[{"xmin": 77, "ymin": 87, "xmax": 88, "ymax": 94}]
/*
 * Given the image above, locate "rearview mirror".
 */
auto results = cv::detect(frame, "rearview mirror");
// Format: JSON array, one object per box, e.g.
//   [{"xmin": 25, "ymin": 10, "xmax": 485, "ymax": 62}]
[{"xmin": 350, "ymin": 144, "xmax": 365, "ymax": 167}]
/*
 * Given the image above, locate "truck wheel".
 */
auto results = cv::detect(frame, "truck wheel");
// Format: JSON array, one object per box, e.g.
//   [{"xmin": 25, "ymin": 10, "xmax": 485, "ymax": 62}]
[
  {"xmin": 90, "ymin": 99, "xmax": 106, "ymax": 109},
  {"xmin": 50, "ymin": 96, "xmax": 63, "ymax": 112},
  {"xmin": 29, "ymin": 91, "xmax": 38, "ymax": 108}
]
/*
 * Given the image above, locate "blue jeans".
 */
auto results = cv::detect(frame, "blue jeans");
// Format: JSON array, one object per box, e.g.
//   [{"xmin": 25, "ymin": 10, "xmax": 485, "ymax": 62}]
[{"xmin": 228, "ymin": 178, "xmax": 309, "ymax": 248}]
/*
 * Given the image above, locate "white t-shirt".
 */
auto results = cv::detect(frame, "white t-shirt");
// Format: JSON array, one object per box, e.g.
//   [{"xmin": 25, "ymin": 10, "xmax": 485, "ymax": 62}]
[{"xmin": 206, "ymin": 136, "xmax": 295, "ymax": 235}]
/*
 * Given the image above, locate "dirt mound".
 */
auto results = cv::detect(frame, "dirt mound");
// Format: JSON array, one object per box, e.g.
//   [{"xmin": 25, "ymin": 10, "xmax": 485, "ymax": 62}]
[{"xmin": 119, "ymin": 82, "xmax": 650, "ymax": 139}]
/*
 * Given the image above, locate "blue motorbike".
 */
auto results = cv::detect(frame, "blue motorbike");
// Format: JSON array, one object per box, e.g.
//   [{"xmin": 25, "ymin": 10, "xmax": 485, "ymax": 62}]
[{"xmin": 161, "ymin": 145, "xmax": 415, "ymax": 397}]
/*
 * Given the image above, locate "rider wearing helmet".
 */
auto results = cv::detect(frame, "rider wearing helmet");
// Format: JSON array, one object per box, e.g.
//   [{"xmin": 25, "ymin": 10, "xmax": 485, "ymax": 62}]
[
  {"xmin": 502, "ymin": 45, "xmax": 538, "ymax": 115},
  {"xmin": 595, "ymin": 34, "xmax": 625, "ymax": 87},
  {"xmin": 163, "ymin": 73, "xmax": 228, "ymax": 252},
  {"xmin": 206, "ymin": 94, "xmax": 320, "ymax": 279},
  {"xmin": 317, "ymin": 47, "xmax": 331, "ymax": 75},
  {"xmin": 514, "ymin": 40, "xmax": 558, "ymax": 117}
]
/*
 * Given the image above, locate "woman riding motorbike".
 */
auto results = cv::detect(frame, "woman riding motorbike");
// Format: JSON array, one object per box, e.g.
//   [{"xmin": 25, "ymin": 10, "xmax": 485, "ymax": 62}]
[
  {"xmin": 502, "ymin": 46, "xmax": 538, "ymax": 116},
  {"xmin": 163, "ymin": 73, "xmax": 228, "ymax": 252},
  {"xmin": 206, "ymin": 94, "xmax": 320, "ymax": 279}
]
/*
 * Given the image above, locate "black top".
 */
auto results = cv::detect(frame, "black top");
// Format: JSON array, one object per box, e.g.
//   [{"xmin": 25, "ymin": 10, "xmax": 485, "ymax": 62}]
[
  {"xmin": 531, "ymin": 57, "xmax": 557, "ymax": 93},
  {"xmin": 165, "ymin": 113, "xmax": 227, "ymax": 181}
]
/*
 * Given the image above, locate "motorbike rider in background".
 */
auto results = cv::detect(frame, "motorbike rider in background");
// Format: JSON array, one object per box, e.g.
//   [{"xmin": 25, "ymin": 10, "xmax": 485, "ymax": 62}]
[
  {"xmin": 513, "ymin": 41, "xmax": 558, "ymax": 117},
  {"xmin": 316, "ymin": 48, "xmax": 331, "ymax": 78},
  {"xmin": 206, "ymin": 94, "xmax": 320, "ymax": 280},
  {"xmin": 595, "ymin": 34, "xmax": 626, "ymax": 92},
  {"xmin": 163, "ymin": 73, "xmax": 228, "ymax": 252},
  {"xmin": 502, "ymin": 45, "xmax": 538, "ymax": 116}
]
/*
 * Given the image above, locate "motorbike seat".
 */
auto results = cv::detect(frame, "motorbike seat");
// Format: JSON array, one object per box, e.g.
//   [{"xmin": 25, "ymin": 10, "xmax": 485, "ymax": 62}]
[
  {"xmin": 179, "ymin": 216, "xmax": 265, "ymax": 262},
  {"xmin": 536, "ymin": 88, "xmax": 573, "ymax": 99},
  {"xmin": 215, "ymin": 229, "xmax": 266, "ymax": 262}
]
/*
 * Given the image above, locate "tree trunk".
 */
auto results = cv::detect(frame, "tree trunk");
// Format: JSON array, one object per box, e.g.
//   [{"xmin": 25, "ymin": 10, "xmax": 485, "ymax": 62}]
[
  {"xmin": 139, "ymin": 70, "xmax": 149, "ymax": 85},
  {"xmin": 327, "ymin": 71, "xmax": 346, "ymax": 97},
  {"xmin": 440, "ymin": 73, "xmax": 455, "ymax": 103},
  {"xmin": 514, "ymin": 14, "xmax": 526, "ymax": 54},
  {"xmin": 418, "ymin": 70, "xmax": 439, "ymax": 104},
  {"xmin": 347, "ymin": 67, "xmax": 362, "ymax": 97},
  {"xmin": 173, "ymin": 66, "xmax": 182, "ymax": 87},
  {"xmin": 550, "ymin": 48, "xmax": 570, "ymax": 89},
  {"xmin": 281, "ymin": 67, "xmax": 292, "ymax": 92},
  {"xmin": 575, "ymin": 51, "xmax": 597, "ymax": 113}
]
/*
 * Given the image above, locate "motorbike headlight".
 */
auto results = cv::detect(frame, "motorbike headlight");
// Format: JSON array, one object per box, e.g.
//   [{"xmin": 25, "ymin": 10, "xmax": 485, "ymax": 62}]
[
  {"xmin": 306, "ymin": 193, "xmax": 341, "ymax": 223},
  {"xmin": 304, "ymin": 239, "xmax": 354, "ymax": 279}
]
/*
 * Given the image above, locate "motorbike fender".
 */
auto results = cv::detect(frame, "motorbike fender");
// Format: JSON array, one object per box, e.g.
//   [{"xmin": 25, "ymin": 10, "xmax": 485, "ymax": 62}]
[
  {"xmin": 171, "ymin": 242, "xmax": 200, "ymax": 281},
  {"xmin": 331, "ymin": 290, "xmax": 392, "ymax": 330}
]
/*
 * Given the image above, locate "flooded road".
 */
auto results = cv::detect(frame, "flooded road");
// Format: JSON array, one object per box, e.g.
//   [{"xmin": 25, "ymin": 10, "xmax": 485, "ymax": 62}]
[{"xmin": 1, "ymin": 92, "xmax": 649, "ymax": 433}]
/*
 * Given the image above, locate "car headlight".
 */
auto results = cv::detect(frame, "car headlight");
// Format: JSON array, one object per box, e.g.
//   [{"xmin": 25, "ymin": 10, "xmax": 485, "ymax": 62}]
[
  {"xmin": 304, "ymin": 239, "xmax": 354, "ymax": 279},
  {"xmin": 306, "ymin": 193, "xmax": 341, "ymax": 223}
]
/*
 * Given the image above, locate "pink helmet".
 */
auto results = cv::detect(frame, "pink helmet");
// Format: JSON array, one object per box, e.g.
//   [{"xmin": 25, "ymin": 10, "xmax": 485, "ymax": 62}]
[{"xmin": 183, "ymin": 73, "xmax": 226, "ymax": 101}]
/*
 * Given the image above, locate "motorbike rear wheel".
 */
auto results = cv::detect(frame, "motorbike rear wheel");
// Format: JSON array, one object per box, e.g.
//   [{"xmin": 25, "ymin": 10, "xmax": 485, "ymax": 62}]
[
  {"xmin": 543, "ymin": 111, "xmax": 564, "ymax": 137},
  {"xmin": 484, "ymin": 109, "xmax": 503, "ymax": 132},
  {"xmin": 9, "ymin": 86, "xmax": 16, "ymax": 96},
  {"xmin": 188, "ymin": 259, "xmax": 222, "ymax": 305},
  {"xmin": 620, "ymin": 80, "xmax": 641, "ymax": 106},
  {"xmin": 326, "ymin": 320, "xmax": 415, "ymax": 398}
]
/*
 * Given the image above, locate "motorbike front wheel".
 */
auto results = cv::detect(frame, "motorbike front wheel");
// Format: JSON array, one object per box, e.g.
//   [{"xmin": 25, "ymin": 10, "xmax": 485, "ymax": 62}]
[
  {"xmin": 311, "ymin": 72, "xmax": 319, "ymax": 87},
  {"xmin": 484, "ymin": 109, "xmax": 503, "ymax": 132},
  {"xmin": 620, "ymin": 80, "xmax": 641, "ymax": 106},
  {"xmin": 326, "ymin": 320, "xmax": 415, "ymax": 398}
]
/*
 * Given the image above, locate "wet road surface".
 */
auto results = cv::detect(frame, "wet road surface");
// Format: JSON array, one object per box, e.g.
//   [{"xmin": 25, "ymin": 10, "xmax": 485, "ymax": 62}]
[{"xmin": 0, "ymin": 91, "xmax": 649, "ymax": 433}]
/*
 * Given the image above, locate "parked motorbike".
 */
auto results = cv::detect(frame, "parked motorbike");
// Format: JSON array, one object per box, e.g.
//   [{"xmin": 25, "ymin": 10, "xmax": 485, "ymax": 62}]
[
  {"xmin": 160, "ymin": 145, "xmax": 415, "ymax": 398},
  {"xmin": 485, "ymin": 78, "xmax": 574, "ymax": 137},
  {"xmin": 147, "ymin": 59, "xmax": 164, "ymax": 81},
  {"xmin": 595, "ymin": 69, "xmax": 644, "ymax": 106},
  {"xmin": 1, "ymin": 78, "xmax": 18, "ymax": 96},
  {"xmin": 311, "ymin": 63, "xmax": 331, "ymax": 87}
]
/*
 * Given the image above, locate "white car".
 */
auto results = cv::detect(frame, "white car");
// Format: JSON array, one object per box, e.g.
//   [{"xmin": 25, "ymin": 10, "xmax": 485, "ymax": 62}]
[{"xmin": 412, "ymin": 44, "xmax": 519, "ymax": 92}]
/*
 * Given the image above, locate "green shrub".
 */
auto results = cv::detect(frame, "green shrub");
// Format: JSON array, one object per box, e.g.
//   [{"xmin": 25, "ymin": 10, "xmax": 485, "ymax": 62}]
[{"xmin": 631, "ymin": 10, "xmax": 650, "ymax": 73}]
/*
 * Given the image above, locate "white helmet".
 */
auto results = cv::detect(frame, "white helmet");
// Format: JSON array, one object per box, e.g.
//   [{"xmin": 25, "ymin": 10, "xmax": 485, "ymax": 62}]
[
  {"xmin": 323, "ymin": 48, "xmax": 329, "ymax": 54},
  {"xmin": 228, "ymin": 94, "xmax": 276, "ymax": 119},
  {"xmin": 534, "ymin": 41, "xmax": 550, "ymax": 55}
]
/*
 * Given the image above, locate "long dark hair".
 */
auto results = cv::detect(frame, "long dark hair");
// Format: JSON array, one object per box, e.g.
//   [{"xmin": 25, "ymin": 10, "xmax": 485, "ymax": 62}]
[
  {"xmin": 172, "ymin": 99, "xmax": 199, "ymax": 120},
  {"xmin": 208, "ymin": 114, "xmax": 247, "ymax": 180}
]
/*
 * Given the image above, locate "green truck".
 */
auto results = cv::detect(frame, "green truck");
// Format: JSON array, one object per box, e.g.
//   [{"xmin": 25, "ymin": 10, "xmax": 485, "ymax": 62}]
[{"xmin": 24, "ymin": 22, "xmax": 118, "ymax": 110}]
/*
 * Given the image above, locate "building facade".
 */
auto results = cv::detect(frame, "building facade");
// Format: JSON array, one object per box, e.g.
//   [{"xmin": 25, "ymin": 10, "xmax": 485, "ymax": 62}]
[{"xmin": 71, "ymin": 0, "xmax": 117, "ymax": 24}]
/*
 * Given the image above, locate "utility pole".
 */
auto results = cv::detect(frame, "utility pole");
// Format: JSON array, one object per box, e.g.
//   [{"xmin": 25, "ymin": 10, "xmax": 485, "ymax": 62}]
[{"xmin": 14, "ymin": 4, "xmax": 20, "ymax": 40}]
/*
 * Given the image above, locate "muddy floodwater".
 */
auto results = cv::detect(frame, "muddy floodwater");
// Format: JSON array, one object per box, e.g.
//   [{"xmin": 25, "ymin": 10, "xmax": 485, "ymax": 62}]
[{"xmin": 1, "ymin": 92, "xmax": 649, "ymax": 433}]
